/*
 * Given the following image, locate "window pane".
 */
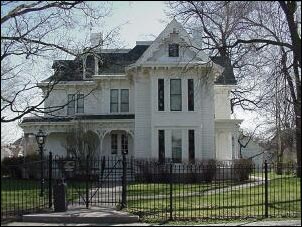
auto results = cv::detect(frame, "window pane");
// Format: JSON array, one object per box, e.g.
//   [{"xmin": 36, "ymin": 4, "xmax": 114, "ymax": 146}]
[
  {"xmin": 170, "ymin": 79, "xmax": 181, "ymax": 94},
  {"xmin": 172, "ymin": 130, "xmax": 182, "ymax": 163},
  {"xmin": 111, "ymin": 103, "xmax": 118, "ymax": 113},
  {"xmin": 158, "ymin": 130, "xmax": 165, "ymax": 163},
  {"xmin": 158, "ymin": 79, "xmax": 164, "ymax": 111},
  {"xmin": 67, "ymin": 94, "xmax": 75, "ymax": 115},
  {"xmin": 77, "ymin": 94, "xmax": 84, "ymax": 113},
  {"xmin": 110, "ymin": 89, "xmax": 119, "ymax": 113},
  {"xmin": 188, "ymin": 79, "xmax": 194, "ymax": 111},
  {"xmin": 121, "ymin": 103, "xmax": 129, "ymax": 112},
  {"xmin": 121, "ymin": 89, "xmax": 129, "ymax": 103},
  {"xmin": 111, "ymin": 134, "xmax": 118, "ymax": 154},
  {"xmin": 171, "ymin": 95, "xmax": 182, "ymax": 111},
  {"xmin": 170, "ymin": 79, "xmax": 182, "ymax": 111},
  {"xmin": 120, "ymin": 89, "xmax": 129, "ymax": 112},
  {"xmin": 110, "ymin": 89, "xmax": 118, "ymax": 103},
  {"xmin": 169, "ymin": 43, "xmax": 179, "ymax": 57}
]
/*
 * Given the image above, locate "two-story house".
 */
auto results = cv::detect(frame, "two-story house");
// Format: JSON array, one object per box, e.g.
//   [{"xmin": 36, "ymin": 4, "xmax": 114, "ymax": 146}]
[{"xmin": 20, "ymin": 19, "xmax": 242, "ymax": 162}]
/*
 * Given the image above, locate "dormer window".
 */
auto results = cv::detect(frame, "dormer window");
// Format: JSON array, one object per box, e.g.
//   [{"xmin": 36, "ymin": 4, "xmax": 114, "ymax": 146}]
[{"xmin": 169, "ymin": 43, "xmax": 179, "ymax": 57}]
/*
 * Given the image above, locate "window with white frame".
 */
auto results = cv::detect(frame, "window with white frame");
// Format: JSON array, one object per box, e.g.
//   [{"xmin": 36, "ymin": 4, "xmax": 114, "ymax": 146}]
[
  {"xmin": 110, "ymin": 89, "xmax": 129, "ymax": 113},
  {"xmin": 170, "ymin": 79, "xmax": 182, "ymax": 111},
  {"xmin": 169, "ymin": 43, "xmax": 179, "ymax": 57},
  {"xmin": 110, "ymin": 89, "xmax": 119, "ymax": 113},
  {"xmin": 67, "ymin": 94, "xmax": 84, "ymax": 115},
  {"xmin": 120, "ymin": 89, "xmax": 129, "ymax": 112}
]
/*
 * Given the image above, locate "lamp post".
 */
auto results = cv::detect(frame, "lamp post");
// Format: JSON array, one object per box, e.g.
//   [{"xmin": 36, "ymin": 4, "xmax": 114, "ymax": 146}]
[{"xmin": 36, "ymin": 129, "xmax": 46, "ymax": 197}]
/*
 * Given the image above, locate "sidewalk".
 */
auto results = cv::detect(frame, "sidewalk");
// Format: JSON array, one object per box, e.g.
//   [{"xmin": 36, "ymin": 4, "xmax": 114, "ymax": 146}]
[{"xmin": 2, "ymin": 219, "xmax": 301, "ymax": 226}]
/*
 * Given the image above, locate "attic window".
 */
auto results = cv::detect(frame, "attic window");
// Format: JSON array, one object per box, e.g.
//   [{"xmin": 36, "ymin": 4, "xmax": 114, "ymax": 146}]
[{"xmin": 169, "ymin": 43, "xmax": 179, "ymax": 57}]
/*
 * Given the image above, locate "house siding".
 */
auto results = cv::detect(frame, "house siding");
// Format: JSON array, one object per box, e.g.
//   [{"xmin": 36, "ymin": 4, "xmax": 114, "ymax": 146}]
[{"xmin": 134, "ymin": 73, "xmax": 151, "ymax": 158}]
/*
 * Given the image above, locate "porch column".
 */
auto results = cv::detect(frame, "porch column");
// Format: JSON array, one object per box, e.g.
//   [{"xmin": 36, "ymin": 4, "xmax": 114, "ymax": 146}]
[{"xmin": 96, "ymin": 129, "xmax": 108, "ymax": 158}]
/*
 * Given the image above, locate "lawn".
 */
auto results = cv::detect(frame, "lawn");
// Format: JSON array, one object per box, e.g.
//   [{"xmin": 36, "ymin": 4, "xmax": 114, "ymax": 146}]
[
  {"xmin": 126, "ymin": 175, "xmax": 301, "ymax": 222},
  {"xmin": 1, "ymin": 179, "xmax": 49, "ymax": 218}
]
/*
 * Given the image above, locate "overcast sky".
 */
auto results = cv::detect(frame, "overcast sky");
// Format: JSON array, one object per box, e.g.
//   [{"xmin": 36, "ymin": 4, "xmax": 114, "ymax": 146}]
[{"xmin": 1, "ymin": 1, "xmax": 261, "ymax": 144}]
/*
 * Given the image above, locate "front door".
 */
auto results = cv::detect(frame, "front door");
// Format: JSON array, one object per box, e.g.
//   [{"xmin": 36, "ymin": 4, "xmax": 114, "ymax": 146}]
[{"xmin": 111, "ymin": 133, "xmax": 128, "ymax": 156}]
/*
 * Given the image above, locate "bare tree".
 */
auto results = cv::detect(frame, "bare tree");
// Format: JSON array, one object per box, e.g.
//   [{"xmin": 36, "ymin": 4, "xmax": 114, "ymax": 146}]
[
  {"xmin": 168, "ymin": 1, "xmax": 301, "ymax": 176},
  {"xmin": 1, "ymin": 1, "xmax": 121, "ymax": 123},
  {"xmin": 62, "ymin": 121, "xmax": 99, "ymax": 160}
]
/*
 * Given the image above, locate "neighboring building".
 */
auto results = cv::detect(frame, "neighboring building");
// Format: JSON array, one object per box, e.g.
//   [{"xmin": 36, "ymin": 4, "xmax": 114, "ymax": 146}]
[
  {"xmin": 239, "ymin": 137, "xmax": 266, "ymax": 168},
  {"xmin": 1, "ymin": 145, "xmax": 14, "ymax": 161},
  {"xmin": 1, "ymin": 138, "xmax": 24, "ymax": 160},
  {"xmin": 20, "ymin": 19, "xmax": 242, "ymax": 162}
]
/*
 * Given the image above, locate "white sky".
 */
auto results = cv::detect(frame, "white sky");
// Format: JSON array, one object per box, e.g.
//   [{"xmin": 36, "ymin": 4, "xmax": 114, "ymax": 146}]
[{"xmin": 1, "ymin": 1, "xmax": 262, "ymax": 144}]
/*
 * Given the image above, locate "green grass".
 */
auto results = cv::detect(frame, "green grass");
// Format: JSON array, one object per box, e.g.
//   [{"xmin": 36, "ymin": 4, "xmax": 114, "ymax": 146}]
[
  {"xmin": 1, "ymin": 179, "xmax": 48, "ymax": 217},
  {"xmin": 127, "ymin": 181, "xmax": 239, "ymax": 197},
  {"xmin": 126, "ymin": 175, "xmax": 301, "ymax": 222}
]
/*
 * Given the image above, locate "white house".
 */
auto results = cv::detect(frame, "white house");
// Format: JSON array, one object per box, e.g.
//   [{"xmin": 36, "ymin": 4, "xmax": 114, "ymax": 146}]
[{"xmin": 20, "ymin": 19, "xmax": 242, "ymax": 162}]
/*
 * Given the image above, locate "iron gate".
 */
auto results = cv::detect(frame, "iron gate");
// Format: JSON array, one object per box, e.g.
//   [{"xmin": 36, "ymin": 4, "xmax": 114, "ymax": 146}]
[{"xmin": 51, "ymin": 154, "xmax": 128, "ymax": 209}]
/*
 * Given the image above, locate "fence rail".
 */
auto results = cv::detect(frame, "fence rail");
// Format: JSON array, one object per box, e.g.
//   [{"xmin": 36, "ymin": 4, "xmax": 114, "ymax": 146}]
[{"xmin": 1, "ymin": 153, "xmax": 301, "ymax": 223}]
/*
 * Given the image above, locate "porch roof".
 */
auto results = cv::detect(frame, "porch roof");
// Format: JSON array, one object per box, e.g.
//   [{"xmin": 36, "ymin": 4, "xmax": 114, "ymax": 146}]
[{"xmin": 21, "ymin": 114, "xmax": 135, "ymax": 123}]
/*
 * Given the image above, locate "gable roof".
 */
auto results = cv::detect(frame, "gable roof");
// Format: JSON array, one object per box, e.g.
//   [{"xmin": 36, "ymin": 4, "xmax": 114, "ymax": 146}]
[{"xmin": 132, "ymin": 18, "xmax": 210, "ymax": 66}]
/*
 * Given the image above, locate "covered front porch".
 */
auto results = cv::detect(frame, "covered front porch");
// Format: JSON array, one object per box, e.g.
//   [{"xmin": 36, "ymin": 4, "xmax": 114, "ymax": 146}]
[{"xmin": 20, "ymin": 117, "xmax": 135, "ymax": 159}]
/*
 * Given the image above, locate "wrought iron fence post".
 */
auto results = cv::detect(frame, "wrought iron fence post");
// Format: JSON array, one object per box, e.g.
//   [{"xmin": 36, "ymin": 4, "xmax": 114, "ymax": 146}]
[
  {"xmin": 264, "ymin": 160, "xmax": 269, "ymax": 218},
  {"xmin": 169, "ymin": 163, "xmax": 173, "ymax": 221},
  {"xmin": 86, "ymin": 154, "xmax": 89, "ymax": 209},
  {"xmin": 48, "ymin": 152, "xmax": 53, "ymax": 208},
  {"xmin": 121, "ymin": 152, "xmax": 127, "ymax": 209}
]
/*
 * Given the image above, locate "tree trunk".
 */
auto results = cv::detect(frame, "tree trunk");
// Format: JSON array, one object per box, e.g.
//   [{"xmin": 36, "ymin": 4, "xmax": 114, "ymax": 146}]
[{"xmin": 295, "ymin": 107, "xmax": 301, "ymax": 177}]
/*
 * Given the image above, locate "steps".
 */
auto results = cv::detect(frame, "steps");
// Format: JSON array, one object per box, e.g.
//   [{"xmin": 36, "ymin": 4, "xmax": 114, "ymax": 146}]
[{"xmin": 21, "ymin": 206, "xmax": 140, "ymax": 224}]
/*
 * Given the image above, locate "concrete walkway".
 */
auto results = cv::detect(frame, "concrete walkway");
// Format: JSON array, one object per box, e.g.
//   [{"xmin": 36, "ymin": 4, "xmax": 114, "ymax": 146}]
[{"xmin": 2, "ymin": 219, "xmax": 301, "ymax": 226}]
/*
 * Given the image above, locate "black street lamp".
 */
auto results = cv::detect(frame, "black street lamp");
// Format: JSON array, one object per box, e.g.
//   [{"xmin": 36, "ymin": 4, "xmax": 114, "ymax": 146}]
[{"xmin": 35, "ymin": 129, "xmax": 46, "ymax": 196}]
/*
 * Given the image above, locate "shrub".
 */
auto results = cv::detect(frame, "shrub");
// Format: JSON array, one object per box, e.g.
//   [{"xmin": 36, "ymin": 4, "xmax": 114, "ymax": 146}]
[
  {"xmin": 233, "ymin": 158, "xmax": 254, "ymax": 181},
  {"xmin": 201, "ymin": 159, "xmax": 217, "ymax": 182},
  {"xmin": 1, "ymin": 154, "xmax": 41, "ymax": 179}
]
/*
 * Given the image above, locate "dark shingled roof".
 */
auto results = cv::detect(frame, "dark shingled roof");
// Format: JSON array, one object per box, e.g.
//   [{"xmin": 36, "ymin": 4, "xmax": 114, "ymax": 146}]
[
  {"xmin": 44, "ymin": 44, "xmax": 236, "ymax": 85},
  {"xmin": 43, "ymin": 45, "xmax": 149, "ymax": 82}
]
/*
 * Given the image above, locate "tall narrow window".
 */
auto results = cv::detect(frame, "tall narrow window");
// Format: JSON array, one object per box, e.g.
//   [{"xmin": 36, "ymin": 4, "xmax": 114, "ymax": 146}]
[
  {"xmin": 169, "ymin": 43, "xmax": 179, "ymax": 57},
  {"xmin": 189, "ymin": 130, "xmax": 195, "ymax": 163},
  {"xmin": 158, "ymin": 79, "xmax": 165, "ymax": 111},
  {"xmin": 121, "ymin": 134, "xmax": 128, "ymax": 154},
  {"xmin": 111, "ymin": 134, "xmax": 118, "ymax": 154},
  {"xmin": 170, "ymin": 79, "xmax": 182, "ymax": 111},
  {"xmin": 120, "ymin": 89, "xmax": 129, "ymax": 112},
  {"xmin": 188, "ymin": 79, "xmax": 194, "ymax": 111},
  {"xmin": 77, "ymin": 94, "xmax": 84, "ymax": 113},
  {"xmin": 67, "ymin": 94, "xmax": 75, "ymax": 115},
  {"xmin": 110, "ymin": 89, "xmax": 119, "ymax": 113},
  {"xmin": 158, "ymin": 130, "xmax": 165, "ymax": 163},
  {"xmin": 172, "ymin": 130, "xmax": 182, "ymax": 163}
]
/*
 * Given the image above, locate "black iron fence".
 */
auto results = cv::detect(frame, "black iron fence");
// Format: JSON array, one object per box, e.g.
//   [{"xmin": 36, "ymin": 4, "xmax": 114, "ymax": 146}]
[
  {"xmin": 1, "ymin": 153, "xmax": 301, "ymax": 223},
  {"xmin": 1, "ymin": 159, "xmax": 50, "ymax": 220},
  {"xmin": 127, "ymin": 160, "xmax": 301, "ymax": 222}
]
